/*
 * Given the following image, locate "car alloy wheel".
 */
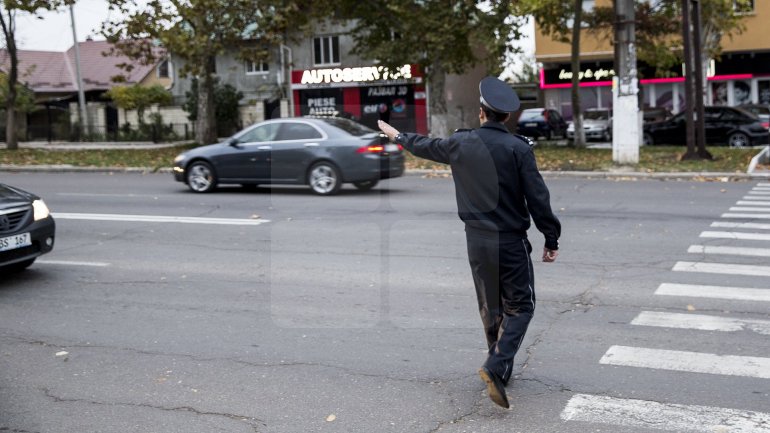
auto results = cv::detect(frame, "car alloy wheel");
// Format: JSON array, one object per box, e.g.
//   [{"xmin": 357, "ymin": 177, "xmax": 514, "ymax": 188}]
[
  {"xmin": 187, "ymin": 161, "xmax": 217, "ymax": 193},
  {"xmin": 728, "ymin": 132, "xmax": 749, "ymax": 148},
  {"xmin": 308, "ymin": 162, "xmax": 342, "ymax": 195},
  {"xmin": 353, "ymin": 180, "xmax": 379, "ymax": 191}
]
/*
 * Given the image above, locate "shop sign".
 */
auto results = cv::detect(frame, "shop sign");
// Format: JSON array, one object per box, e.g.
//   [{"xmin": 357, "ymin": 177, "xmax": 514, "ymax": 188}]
[
  {"xmin": 300, "ymin": 65, "xmax": 413, "ymax": 85},
  {"xmin": 558, "ymin": 68, "xmax": 616, "ymax": 81}
]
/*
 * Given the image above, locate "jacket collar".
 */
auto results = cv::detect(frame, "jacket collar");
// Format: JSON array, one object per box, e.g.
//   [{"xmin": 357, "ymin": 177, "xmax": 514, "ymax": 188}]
[{"xmin": 480, "ymin": 121, "xmax": 510, "ymax": 133}]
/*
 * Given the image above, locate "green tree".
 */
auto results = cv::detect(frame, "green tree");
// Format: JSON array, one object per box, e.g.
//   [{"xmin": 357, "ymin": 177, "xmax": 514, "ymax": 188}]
[
  {"xmin": 331, "ymin": 0, "xmax": 524, "ymax": 137},
  {"xmin": 0, "ymin": 72, "xmax": 36, "ymax": 113},
  {"xmin": 105, "ymin": 84, "xmax": 172, "ymax": 124},
  {"xmin": 516, "ymin": 0, "xmax": 587, "ymax": 147},
  {"xmin": 183, "ymin": 78, "xmax": 243, "ymax": 137},
  {"xmin": 101, "ymin": 0, "xmax": 328, "ymax": 145},
  {"xmin": 0, "ymin": 0, "xmax": 64, "ymax": 149},
  {"xmin": 586, "ymin": 0, "xmax": 747, "ymax": 100}
]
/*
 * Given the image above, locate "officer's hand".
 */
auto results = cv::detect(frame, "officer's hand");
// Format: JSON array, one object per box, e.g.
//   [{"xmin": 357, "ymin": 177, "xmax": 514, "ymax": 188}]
[
  {"xmin": 377, "ymin": 120, "xmax": 399, "ymax": 142},
  {"xmin": 542, "ymin": 248, "xmax": 558, "ymax": 262}
]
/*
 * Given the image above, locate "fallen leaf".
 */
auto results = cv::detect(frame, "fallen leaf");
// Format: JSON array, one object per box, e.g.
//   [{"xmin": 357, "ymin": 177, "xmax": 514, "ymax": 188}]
[
  {"xmin": 686, "ymin": 305, "xmax": 696, "ymax": 311},
  {"xmin": 55, "ymin": 351, "xmax": 69, "ymax": 357},
  {"xmin": 250, "ymin": 214, "xmax": 260, "ymax": 219},
  {"xmin": 326, "ymin": 414, "xmax": 336, "ymax": 422}
]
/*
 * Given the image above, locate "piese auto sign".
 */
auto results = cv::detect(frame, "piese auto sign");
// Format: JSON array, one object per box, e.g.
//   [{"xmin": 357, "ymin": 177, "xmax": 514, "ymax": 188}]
[{"xmin": 294, "ymin": 64, "xmax": 419, "ymax": 89}]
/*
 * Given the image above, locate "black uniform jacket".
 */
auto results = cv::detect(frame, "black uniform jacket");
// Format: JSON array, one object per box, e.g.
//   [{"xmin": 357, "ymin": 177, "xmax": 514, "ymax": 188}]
[{"xmin": 399, "ymin": 121, "xmax": 561, "ymax": 250}]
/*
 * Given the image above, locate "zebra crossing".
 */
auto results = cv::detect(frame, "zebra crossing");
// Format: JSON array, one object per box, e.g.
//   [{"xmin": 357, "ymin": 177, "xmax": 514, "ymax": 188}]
[{"xmin": 560, "ymin": 181, "xmax": 770, "ymax": 432}]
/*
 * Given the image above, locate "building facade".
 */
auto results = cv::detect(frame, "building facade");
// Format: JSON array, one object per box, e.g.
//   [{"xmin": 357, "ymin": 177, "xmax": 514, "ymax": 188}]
[{"xmin": 534, "ymin": 0, "xmax": 770, "ymax": 119}]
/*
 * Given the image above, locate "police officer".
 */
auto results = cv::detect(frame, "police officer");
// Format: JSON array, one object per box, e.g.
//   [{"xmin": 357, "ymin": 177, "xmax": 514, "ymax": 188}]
[{"xmin": 378, "ymin": 76, "xmax": 560, "ymax": 409}]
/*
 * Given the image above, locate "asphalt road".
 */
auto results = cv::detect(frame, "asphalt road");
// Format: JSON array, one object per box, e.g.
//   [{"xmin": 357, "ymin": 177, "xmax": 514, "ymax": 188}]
[{"xmin": 1, "ymin": 172, "xmax": 769, "ymax": 433}]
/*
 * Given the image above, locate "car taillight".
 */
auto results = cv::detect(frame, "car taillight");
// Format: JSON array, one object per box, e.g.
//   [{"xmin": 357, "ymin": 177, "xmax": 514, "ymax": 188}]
[
  {"xmin": 762, "ymin": 122, "xmax": 769, "ymax": 130},
  {"xmin": 357, "ymin": 144, "xmax": 385, "ymax": 153}
]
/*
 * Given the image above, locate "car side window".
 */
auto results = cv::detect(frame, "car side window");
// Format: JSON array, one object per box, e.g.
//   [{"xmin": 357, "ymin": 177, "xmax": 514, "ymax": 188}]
[
  {"xmin": 720, "ymin": 109, "xmax": 742, "ymax": 121},
  {"xmin": 238, "ymin": 123, "xmax": 279, "ymax": 143},
  {"xmin": 276, "ymin": 123, "xmax": 323, "ymax": 141},
  {"xmin": 704, "ymin": 108, "xmax": 723, "ymax": 121}
]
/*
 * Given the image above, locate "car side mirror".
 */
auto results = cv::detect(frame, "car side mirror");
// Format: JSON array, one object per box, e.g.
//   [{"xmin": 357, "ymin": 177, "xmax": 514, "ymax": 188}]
[{"xmin": 227, "ymin": 137, "xmax": 240, "ymax": 146}]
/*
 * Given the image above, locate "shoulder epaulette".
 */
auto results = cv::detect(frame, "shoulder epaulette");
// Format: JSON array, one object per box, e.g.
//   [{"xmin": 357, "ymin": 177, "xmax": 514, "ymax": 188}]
[
  {"xmin": 514, "ymin": 134, "xmax": 536, "ymax": 148},
  {"xmin": 454, "ymin": 128, "xmax": 473, "ymax": 133}
]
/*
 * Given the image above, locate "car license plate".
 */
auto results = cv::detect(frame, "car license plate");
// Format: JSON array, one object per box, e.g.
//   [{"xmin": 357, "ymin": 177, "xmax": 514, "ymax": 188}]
[
  {"xmin": 0, "ymin": 232, "xmax": 31, "ymax": 252},
  {"xmin": 385, "ymin": 144, "xmax": 400, "ymax": 152},
  {"xmin": 525, "ymin": 123, "xmax": 538, "ymax": 127}
]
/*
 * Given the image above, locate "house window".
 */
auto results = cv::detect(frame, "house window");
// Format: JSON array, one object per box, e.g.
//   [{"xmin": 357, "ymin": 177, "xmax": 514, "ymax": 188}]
[
  {"xmin": 157, "ymin": 59, "xmax": 170, "ymax": 78},
  {"xmin": 246, "ymin": 61, "xmax": 269, "ymax": 75},
  {"xmin": 313, "ymin": 35, "xmax": 340, "ymax": 66},
  {"xmin": 733, "ymin": 0, "xmax": 754, "ymax": 13}
]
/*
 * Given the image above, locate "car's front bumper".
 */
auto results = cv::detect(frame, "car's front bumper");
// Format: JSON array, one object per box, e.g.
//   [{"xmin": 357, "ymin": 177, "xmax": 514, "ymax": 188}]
[{"xmin": 0, "ymin": 216, "xmax": 55, "ymax": 267}]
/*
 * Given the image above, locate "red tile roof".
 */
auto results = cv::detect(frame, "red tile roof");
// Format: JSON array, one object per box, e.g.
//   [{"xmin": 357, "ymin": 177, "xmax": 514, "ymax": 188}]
[{"xmin": 0, "ymin": 39, "xmax": 162, "ymax": 94}]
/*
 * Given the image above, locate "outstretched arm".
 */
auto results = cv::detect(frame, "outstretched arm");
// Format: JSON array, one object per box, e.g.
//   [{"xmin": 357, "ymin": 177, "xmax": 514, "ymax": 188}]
[{"xmin": 378, "ymin": 120, "xmax": 451, "ymax": 164}]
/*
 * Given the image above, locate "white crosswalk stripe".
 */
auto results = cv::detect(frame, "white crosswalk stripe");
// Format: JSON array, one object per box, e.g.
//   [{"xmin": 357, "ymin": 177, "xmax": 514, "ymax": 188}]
[
  {"xmin": 53, "ymin": 212, "xmax": 270, "ymax": 226},
  {"xmin": 736, "ymin": 201, "xmax": 770, "ymax": 206},
  {"xmin": 561, "ymin": 394, "xmax": 770, "ymax": 433},
  {"xmin": 599, "ymin": 345, "xmax": 770, "ymax": 379},
  {"xmin": 655, "ymin": 282, "xmax": 770, "ymax": 302},
  {"xmin": 561, "ymin": 184, "xmax": 770, "ymax": 431},
  {"xmin": 631, "ymin": 311, "xmax": 770, "ymax": 335},
  {"xmin": 700, "ymin": 230, "xmax": 770, "ymax": 241},
  {"xmin": 673, "ymin": 261, "xmax": 770, "ymax": 277},
  {"xmin": 711, "ymin": 221, "xmax": 770, "ymax": 230},
  {"xmin": 688, "ymin": 244, "xmax": 770, "ymax": 257}
]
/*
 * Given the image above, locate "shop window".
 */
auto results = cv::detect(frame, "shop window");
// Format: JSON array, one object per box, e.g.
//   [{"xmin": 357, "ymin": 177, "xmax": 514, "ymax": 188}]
[
  {"xmin": 313, "ymin": 35, "xmax": 340, "ymax": 66},
  {"xmin": 733, "ymin": 0, "xmax": 754, "ymax": 13},
  {"xmin": 246, "ymin": 61, "xmax": 269, "ymax": 75},
  {"xmin": 759, "ymin": 81, "xmax": 770, "ymax": 105}
]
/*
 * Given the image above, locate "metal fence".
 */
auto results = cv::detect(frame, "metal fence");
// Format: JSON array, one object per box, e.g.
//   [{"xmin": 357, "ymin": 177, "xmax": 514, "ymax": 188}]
[{"xmin": 11, "ymin": 122, "xmax": 195, "ymax": 143}]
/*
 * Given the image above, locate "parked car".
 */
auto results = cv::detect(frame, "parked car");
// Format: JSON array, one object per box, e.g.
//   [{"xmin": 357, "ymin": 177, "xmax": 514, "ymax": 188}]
[
  {"xmin": 739, "ymin": 104, "xmax": 770, "ymax": 129},
  {"xmin": 643, "ymin": 106, "xmax": 770, "ymax": 147},
  {"xmin": 0, "ymin": 183, "xmax": 55, "ymax": 272},
  {"xmin": 516, "ymin": 108, "xmax": 568, "ymax": 140},
  {"xmin": 642, "ymin": 107, "xmax": 673, "ymax": 123},
  {"xmin": 567, "ymin": 108, "xmax": 612, "ymax": 141},
  {"xmin": 173, "ymin": 117, "xmax": 405, "ymax": 195}
]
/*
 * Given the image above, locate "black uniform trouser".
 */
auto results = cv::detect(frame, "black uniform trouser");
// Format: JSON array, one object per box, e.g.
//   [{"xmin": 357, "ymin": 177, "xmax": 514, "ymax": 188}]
[{"xmin": 466, "ymin": 229, "xmax": 535, "ymax": 385}]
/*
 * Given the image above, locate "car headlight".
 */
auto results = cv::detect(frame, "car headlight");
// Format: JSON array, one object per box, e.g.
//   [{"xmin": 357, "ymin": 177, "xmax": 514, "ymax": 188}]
[
  {"xmin": 173, "ymin": 154, "xmax": 186, "ymax": 164},
  {"xmin": 32, "ymin": 199, "xmax": 50, "ymax": 221}
]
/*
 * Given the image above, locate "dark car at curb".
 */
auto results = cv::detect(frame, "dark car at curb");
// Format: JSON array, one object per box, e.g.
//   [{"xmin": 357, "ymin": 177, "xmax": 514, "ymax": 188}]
[
  {"xmin": 516, "ymin": 108, "xmax": 568, "ymax": 141},
  {"xmin": 643, "ymin": 106, "xmax": 770, "ymax": 147},
  {"xmin": 173, "ymin": 117, "xmax": 405, "ymax": 195},
  {"xmin": 0, "ymin": 183, "xmax": 55, "ymax": 272}
]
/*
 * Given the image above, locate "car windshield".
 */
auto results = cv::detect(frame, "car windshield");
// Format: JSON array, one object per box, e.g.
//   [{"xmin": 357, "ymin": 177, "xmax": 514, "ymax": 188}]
[
  {"xmin": 584, "ymin": 110, "xmax": 609, "ymax": 120},
  {"xmin": 519, "ymin": 110, "xmax": 544, "ymax": 121},
  {"xmin": 317, "ymin": 117, "xmax": 375, "ymax": 136}
]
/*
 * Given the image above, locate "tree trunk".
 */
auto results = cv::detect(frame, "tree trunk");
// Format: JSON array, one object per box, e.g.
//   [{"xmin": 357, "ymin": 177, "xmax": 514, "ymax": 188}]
[
  {"xmin": 427, "ymin": 64, "xmax": 452, "ymax": 138},
  {"xmin": 570, "ymin": 0, "xmax": 585, "ymax": 148},
  {"xmin": 195, "ymin": 57, "xmax": 218, "ymax": 144},
  {"xmin": 1, "ymin": 11, "xmax": 19, "ymax": 150}
]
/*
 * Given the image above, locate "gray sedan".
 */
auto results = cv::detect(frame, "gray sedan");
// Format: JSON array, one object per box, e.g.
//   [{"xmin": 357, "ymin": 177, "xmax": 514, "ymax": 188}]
[{"xmin": 173, "ymin": 117, "xmax": 405, "ymax": 195}]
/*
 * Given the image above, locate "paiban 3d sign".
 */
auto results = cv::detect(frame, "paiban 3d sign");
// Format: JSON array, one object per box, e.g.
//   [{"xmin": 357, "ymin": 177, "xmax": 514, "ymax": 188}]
[{"xmin": 301, "ymin": 65, "xmax": 413, "ymax": 85}]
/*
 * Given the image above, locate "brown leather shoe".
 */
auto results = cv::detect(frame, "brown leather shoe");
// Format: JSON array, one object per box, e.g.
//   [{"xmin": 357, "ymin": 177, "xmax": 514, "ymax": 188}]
[{"xmin": 478, "ymin": 367, "xmax": 509, "ymax": 408}]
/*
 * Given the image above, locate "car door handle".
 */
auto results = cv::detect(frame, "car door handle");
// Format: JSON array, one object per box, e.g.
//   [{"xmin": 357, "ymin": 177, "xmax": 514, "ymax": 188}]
[
  {"xmin": 258, "ymin": 145, "xmax": 271, "ymax": 150},
  {"xmin": 304, "ymin": 143, "xmax": 320, "ymax": 147}
]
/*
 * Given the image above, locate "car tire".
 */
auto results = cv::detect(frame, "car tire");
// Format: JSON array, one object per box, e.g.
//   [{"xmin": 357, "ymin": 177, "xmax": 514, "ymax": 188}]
[
  {"xmin": 186, "ymin": 160, "xmax": 217, "ymax": 193},
  {"xmin": 353, "ymin": 180, "xmax": 379, "ymax": 191},
  {"xmin": 308, "ymin": 161, "xmax": 342, "ymax": 196},
  {"xmin": 603, "ymin": 129, "xmax": 611, "ymax": 142},
  {"xmin": 728, "ymin": 132, "xmax": 749, "ymax": 148},
  {"xmin": 643, "ymin": 133, "xmax": 654, "ymax": 146}
]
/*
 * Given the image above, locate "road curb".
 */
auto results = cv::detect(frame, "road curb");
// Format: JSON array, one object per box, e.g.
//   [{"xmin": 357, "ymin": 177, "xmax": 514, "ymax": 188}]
[{"xmin": 2, "ymin": 165, "xmax": 770, "ymax": 180}]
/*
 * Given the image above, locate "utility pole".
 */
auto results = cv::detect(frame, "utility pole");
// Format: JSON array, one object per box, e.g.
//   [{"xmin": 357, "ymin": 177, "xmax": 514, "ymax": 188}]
[
  {"xmin": 69, "ymin": 4, "xmax": 88, "ymax": 140},
  {"xmin": 612, "ymin": 0, "xmax": 639, "ymax": 164}
]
